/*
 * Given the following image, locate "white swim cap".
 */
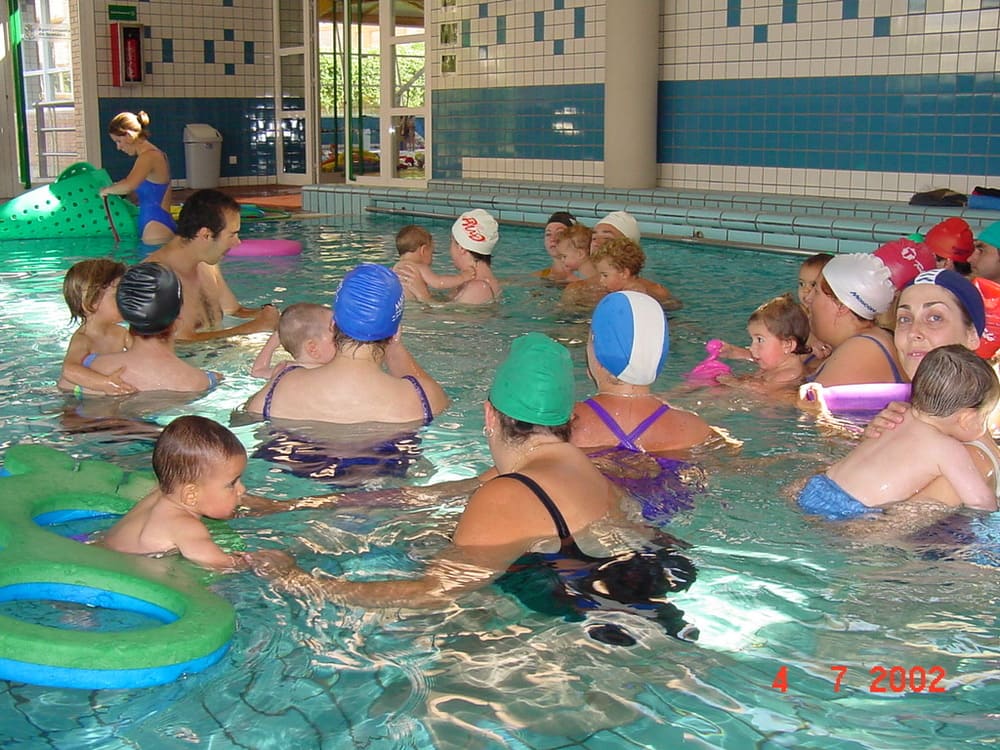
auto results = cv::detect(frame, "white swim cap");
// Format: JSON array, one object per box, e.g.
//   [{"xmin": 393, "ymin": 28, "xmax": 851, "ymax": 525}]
[
  {"xmin": 452, "ymin": 209, "xmax": 499, "ymax": 255},
  {"xmin": 596, "ymin": 211, "xmax": 641, "ymax": 244},
  {"xmin": 591, "ymin": 291, "xmax": 668, "ymax": 385},
  {"xmin": 821, "ymin": 253, "xmax": 895, "ymax": 320}
]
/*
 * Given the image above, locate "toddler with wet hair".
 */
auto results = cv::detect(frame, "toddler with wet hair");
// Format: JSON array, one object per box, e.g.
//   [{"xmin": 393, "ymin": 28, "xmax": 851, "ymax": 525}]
[
  {"xmin": 251, "ymin": 303, "xmax": 336, "ymax": 379},
  {"xmin": 57, "ymin": 258, "xmax": 136, "ymax": 396},
  {"xmin": 718, "ymin": 294, "xmax": 811, "ymax": 393},
  {"xmin": 101, "ymin": 415, "xmax": 289, "ymax": 569}
]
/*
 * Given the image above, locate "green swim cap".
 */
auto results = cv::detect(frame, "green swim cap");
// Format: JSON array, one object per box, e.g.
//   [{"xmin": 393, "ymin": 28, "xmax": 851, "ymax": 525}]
[
  {"xmin": 979, "ymin": 221, "xmax": 1000, "ymax": 249},
  {"xmin": 489, "ymin": 333, "xmax": 574, "ymax": 426}
]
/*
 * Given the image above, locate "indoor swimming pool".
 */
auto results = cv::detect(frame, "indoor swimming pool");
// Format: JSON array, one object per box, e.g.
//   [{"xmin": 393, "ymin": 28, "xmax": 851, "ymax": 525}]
[{"xmin": 0, "ymin": 216, "xmax": 996, "ymax": 749}]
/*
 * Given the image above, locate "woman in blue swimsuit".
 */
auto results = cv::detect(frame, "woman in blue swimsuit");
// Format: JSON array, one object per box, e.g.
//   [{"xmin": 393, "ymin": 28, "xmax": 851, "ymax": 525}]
[{"xmin": 100, "ymin": 111, "xmax": 177, "ymax": 245}]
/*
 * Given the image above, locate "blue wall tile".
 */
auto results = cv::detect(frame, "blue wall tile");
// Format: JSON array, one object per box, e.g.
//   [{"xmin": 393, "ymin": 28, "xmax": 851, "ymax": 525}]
[
  {"xmin": 873, "ymin": 17, "xmax": 891, "ymax": 37},
  {"xmin": 161, "ymin": 39, "xmax": 173, "ymax": 63},
  {"xmin": 727, "ymin": 0, "xmax": 741, "ymax": 28},
  {"xmin": 656, "ymin": 73, "xmax": 1000, "ymax": 177},
  {"xmin": 574, "ymin": 7, "xmax": 585, "ymax": 39},
  {"xmin": 204, "ymin": 40, "xmax": 215, "ymax": 64},
  {"xmin": 432, "ymin": 84, "xmax": 603, "ymax": 179},
  {"xmin": 534, "ymin": 11, "xmax": 545, "ymax": 42},
  {"xmin": 782, "ymin": 0, "xmax": 797, "ymax": 23},
  {"xmin": 497, "ymin": 16, "xmax": 506, "ymax": 44},
  {"xmin": 842, "ymin": 0, "xmax": 858, "ymax": 19}
]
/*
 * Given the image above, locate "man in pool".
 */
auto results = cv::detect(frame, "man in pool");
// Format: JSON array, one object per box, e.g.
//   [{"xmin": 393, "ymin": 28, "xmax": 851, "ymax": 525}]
[{"xmin": 146, "ymin": 189, "xmax": 279, "ymax": 341}]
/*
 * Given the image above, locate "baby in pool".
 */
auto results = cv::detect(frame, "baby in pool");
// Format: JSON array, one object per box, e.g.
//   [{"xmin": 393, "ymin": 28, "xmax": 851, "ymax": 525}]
[
  {"xmin": 717, "ymin": 294, "xmax": 811, "ymax": 393},
  {"xmin": 100, "ymin": 415, "xmax": 288, "ymax": 569},
  {"xmin": 58, "ymin": 259, "xmax": 136, "ymax": 396},
  {"xmin": 797, "ymin": 345, "xmax": 1000, "ymax": 519},
  {"xmin": 251, "ymin": 303, "xmax": 337, "ymax": 379},
  {"xmin": 392, "ymin": 224, "xmax": 472, "ymax": 302}
]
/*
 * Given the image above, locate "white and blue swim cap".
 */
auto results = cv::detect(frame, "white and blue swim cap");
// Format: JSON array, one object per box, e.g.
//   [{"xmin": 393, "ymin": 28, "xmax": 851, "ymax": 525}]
[
  {"xmin": 333, "ymin": 263, "xmax": 404, "ymax": 341},
  {"xmin": 591, "ymin": 291, "xmax": 668, "ymax": 385}
]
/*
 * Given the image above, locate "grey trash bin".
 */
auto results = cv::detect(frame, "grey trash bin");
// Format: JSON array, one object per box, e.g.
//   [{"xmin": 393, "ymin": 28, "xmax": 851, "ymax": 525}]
[{"xmin": 183, "ymin": 124, "xmax": 222, "ymax": 189}]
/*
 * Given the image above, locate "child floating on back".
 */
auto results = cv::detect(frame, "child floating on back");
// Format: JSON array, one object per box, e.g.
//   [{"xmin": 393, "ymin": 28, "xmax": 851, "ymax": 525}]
[
  {"xmin": 716, "ymin": 294, "xmax": 811, "ymax": 393},
  {"xmin": 100, "ymin": 415, "xmax": 287, "ymax": 569},
  {"xmin": 393, "ymin": 224, "xmax": 473, "ymax": 302},
  {"xmin": 58, "ymin": 259, "xmax": 136, "ymax": 396},
  {"xmin": 797, "ymin": 345, "xmax": 1000, "ymax": 520},
  {"xmin": 251, "ymin": 303, "xmax": 336, "ymax": 379}
]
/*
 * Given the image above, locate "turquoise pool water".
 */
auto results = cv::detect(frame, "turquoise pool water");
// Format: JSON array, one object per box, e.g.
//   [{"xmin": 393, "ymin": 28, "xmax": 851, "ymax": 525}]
[{"xmin": 0, "ymin": 217, "xmax": 996, "ymax": 749}]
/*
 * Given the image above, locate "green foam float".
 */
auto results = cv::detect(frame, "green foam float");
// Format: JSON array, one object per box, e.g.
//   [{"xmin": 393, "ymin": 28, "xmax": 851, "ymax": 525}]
[
  {"xmin": 0, "ymin": 444, "xmax": 236, "ymax": 689},
  {"xmin": 0, "ymin": 162, "xmax": 138, "ymax": 240}
]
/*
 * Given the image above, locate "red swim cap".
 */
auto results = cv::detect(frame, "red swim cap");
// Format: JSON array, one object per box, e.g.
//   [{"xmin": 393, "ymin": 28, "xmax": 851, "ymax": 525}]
[
  {"xmin": 873, "ymin": 238, "xmax": 936, "ymax": 289},
  {"xmin": 972, "ymin": 276, "xmax": 1000, "ymax": 358},
  {"xmin": 923, "ymin": 217, "xmax": 974, "ymax": 262}
]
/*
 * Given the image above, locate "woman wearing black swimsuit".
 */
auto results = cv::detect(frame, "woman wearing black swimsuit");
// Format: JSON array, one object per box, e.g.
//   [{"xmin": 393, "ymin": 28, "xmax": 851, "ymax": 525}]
[{"xmin": 251, "ymin": 333, "xmax": 698, "ymax": 643}]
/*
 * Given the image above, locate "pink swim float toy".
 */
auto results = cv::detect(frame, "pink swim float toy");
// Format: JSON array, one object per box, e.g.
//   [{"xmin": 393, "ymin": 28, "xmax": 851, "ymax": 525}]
[
  {"xmin": 227, "ymin": 238, "xmax": 302, "ymax": 258},
  {"xmin": 799, "ymin": 382, "xmax": 912, "ymax": 413},
  {"xmin": 684, "ymin": 339, "xmax": 733, "ymax": 384}
]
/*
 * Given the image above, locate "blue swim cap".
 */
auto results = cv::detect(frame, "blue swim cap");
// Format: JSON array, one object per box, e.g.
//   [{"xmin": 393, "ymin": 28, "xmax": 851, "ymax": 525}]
[
  {"xmin": 591, "ymin": 291, "xmax": 668, "ymax": 385},
  {"xmin": 333, "ymin": 264, "xmax": 404, "ymax": 341},
  {"xmin": 907, "ymin": 268, "xmax": 986, "ymax": 336}
]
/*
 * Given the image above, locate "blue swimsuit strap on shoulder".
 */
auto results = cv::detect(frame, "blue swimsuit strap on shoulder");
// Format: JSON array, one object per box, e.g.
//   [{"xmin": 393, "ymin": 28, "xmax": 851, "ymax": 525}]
[
  {"xmin": 261, "ymin": 365, "xmax": 302, "ymax": 419},
  {"xmin": 805, "ymin": 334, "xmax": 904, "ymax": 385},
  {"xmin": 401, "ymin": 375, "xmax": 434, "ymax": 426},
  {"xmin": 583, "ymin": 398, "xmax": 670, "ymax": 452},
  {"xmin": 856, "ymin": 334, "xmax": 905, "ymax": 384}
]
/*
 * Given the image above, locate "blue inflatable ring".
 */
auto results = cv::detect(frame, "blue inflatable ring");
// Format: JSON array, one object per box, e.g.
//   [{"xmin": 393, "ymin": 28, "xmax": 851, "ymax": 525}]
[{"xmin": 0, "ymin": 445, "xmax": 236, "ymax": 690}]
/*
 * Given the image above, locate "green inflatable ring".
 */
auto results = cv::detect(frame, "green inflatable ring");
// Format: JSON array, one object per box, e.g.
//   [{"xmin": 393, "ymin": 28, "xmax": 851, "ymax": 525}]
[{"xmin": 0, "ymin": 445, "xmax": 236, "ymax": 690}]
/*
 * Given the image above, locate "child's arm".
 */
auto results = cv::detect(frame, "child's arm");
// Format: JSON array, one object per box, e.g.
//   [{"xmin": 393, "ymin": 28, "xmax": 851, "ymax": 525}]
[
  {"xmin": 716, "ymin": 341, "xmax": 754, "ymax": 361},
  {"xmin": 938, "ymin": 439, "xmax": 999, "ymax": 511},
  {"xmin": 173, "ymin": 518, "xmax": 249, "ymax": 570},
  {"xmin": 59, "ymin": 333, "xmax": 137, "ymax": 395},
  {"xmin": 418, "ymin": 264, "xmax": 474, "ymax": 291},
  {"xmin": 250, "ymin": 331, "xmax": 283, "ymax": 379}
]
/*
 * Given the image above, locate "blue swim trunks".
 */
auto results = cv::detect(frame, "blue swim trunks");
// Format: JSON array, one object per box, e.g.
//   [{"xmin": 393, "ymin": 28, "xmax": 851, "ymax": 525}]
[{"xmin": 797, "ymin": 474, "xmax": 882, "ymax": 521}]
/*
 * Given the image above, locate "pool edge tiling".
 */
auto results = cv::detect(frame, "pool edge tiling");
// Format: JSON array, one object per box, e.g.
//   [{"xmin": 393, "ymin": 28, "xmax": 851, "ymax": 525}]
[{"xmin": 304, "ymin": 181, "xmax": 999, "ymax": 257}]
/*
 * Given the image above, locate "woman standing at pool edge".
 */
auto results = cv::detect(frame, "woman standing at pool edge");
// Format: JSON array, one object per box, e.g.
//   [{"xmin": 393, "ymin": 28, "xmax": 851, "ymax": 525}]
[{"xmin": 99, "ymin": 111, "xmax": 177, "ymax": 245}]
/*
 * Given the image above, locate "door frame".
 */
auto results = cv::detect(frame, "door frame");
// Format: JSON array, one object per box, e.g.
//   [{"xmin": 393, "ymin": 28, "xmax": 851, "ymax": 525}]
[{"xmin": 273, "ymin": 0, "xmax": 317, "ymax": 185}]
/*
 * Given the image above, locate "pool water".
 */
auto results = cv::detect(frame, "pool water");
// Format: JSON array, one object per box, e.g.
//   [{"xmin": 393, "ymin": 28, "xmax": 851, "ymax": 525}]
[{"xmin": 0, "ymin": 217, "xmax": 996, "ymax": 749}]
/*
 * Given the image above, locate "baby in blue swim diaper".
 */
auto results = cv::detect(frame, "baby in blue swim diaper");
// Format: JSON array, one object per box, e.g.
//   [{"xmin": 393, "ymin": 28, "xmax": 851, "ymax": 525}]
[{"xmin": 798, "ymin": 345, "xmax": 1000, "ymax": 519}]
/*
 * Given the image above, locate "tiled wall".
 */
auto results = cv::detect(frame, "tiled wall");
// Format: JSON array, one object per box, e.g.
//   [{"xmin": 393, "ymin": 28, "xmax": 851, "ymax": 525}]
[
  {"xmin": 429, "ymin": 0, "xmax": 607, "ymax": 183},
  {"xmin": 93, "ymin": 0, "xmax": 276, "ymax": 185},
  {"xmin": 86, "ymin": 1, "xmax": 1000, "ymax": 201},
  {"xmin": 657, "ymin": 0, "xmax": 1000, "ymax": 200},
  {"xmin": 430, "ymin": 0, "xmax": 1000, "ymax": 201}
]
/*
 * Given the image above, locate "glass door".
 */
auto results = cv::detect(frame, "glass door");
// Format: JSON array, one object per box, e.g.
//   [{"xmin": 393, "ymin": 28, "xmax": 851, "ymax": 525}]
[
  {"xmin": 274, "ymin": 0, "xmax": 317, "ymax": 184},
  {"xmin": 333, "ymin": 0, "xmax": 425, "ymax": 184}
]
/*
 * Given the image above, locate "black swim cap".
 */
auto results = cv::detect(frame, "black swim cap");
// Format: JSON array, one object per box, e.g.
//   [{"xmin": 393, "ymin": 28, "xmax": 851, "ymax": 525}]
[{"xmin": 116, "ymin": 262, "xmax": 182, "ymax": 335}]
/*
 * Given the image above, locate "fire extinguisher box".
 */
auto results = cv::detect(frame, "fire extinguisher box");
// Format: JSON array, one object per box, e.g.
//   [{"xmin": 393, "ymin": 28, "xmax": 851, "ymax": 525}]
[{"xmin": 111, "ymin": 23, "xmax": 143, "ymax": 86}]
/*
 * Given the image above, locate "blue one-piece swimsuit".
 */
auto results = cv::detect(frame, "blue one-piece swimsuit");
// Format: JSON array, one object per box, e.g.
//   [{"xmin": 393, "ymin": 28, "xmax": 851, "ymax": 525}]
[{"xmin": 135, "ymin": 179, "xmax": 177, "ymax": 237}]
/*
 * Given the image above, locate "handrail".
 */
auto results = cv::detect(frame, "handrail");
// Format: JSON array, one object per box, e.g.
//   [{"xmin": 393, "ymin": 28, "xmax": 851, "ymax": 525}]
[{"xmin": 35, "ymin": 100, "xmax": 78, "ymax": 179}]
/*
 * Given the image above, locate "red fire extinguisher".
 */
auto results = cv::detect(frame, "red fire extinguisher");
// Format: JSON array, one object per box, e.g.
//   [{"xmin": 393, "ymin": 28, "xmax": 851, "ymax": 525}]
[{"xmin": 111, "ymin": 23, "xmax": 143, "ymax": 86}]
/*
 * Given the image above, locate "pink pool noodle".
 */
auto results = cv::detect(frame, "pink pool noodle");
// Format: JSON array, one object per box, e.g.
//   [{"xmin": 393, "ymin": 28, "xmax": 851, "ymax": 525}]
[{"xmin": 685, "ymin": 339, "xmax": 733, "ymax": 384}]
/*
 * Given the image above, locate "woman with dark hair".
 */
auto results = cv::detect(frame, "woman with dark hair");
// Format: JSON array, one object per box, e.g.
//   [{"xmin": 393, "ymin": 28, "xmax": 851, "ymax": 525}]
[{"xmin": 251, "ymin": 333, "xmax": 699, "ymax": 644}]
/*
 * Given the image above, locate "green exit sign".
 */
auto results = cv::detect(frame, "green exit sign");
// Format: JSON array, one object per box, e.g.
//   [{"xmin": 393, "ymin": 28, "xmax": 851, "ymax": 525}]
[{"xmin": 108, "ymin": 4, "xmax": 137, "ymax": 22}]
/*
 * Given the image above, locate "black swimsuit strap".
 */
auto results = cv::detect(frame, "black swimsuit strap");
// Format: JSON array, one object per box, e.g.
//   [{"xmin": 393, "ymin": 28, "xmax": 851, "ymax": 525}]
[{"xmin": 501, "ymin": 472, "xmax": 573, "ymax": 543}]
